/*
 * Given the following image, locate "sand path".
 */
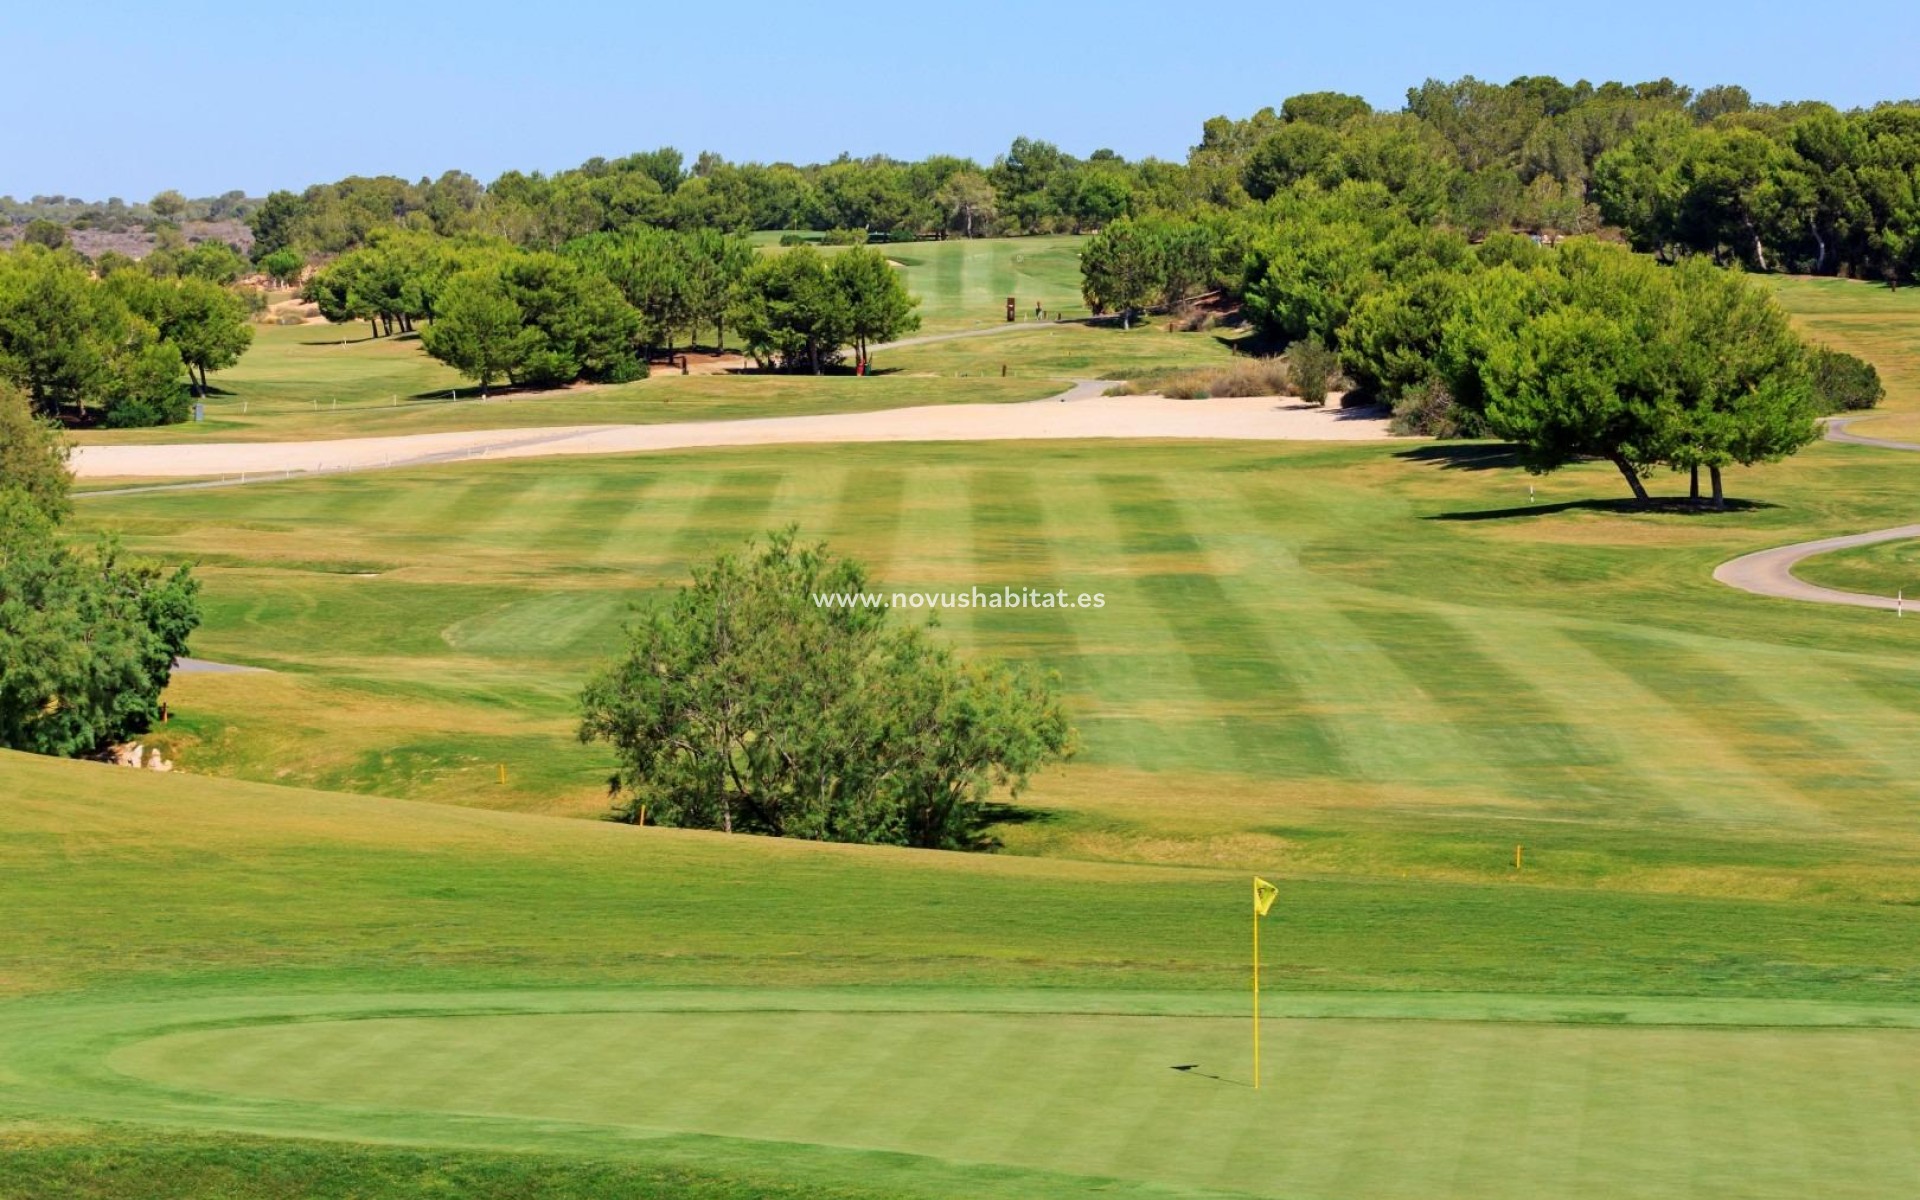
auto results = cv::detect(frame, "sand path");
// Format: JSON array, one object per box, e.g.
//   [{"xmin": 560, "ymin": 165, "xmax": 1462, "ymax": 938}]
[{"xmin": 74, "ymin": 386, "xmax": 1390, "ymax": 487}]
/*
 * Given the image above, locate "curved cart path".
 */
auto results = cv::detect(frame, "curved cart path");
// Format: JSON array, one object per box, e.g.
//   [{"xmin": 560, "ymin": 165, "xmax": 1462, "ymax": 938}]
[
  {"xmin": 73, "ymin": 387, "xmax": 1389, "ymax": 488},
  {"xmin": 1712, "ymin": 418, "xmax": 1920, "ymax": 610}
]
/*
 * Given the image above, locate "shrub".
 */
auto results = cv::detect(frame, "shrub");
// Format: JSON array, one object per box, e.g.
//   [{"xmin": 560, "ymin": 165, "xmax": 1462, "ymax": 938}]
[
  {"xmin": 1809, "ymin": 346, "xmax": 1884, "ymax": 413},
  {"xmin": 20, "ymin": 220, "xmax": 67, "ymax": 250},
  {"xmin": 579, "ymin": 530, "xmax": 1072, "ymax": 849},
  {"xmin": 102, "ymin": 391, "xmax": 192, "ymax": 429},
  {"xmin": 1287, "ymin": 336, "xmax": 1341, "ymax": 406},
  {"xmin": 1390, "ymin": 378, "xmax": 1478, "ymax": 437}
]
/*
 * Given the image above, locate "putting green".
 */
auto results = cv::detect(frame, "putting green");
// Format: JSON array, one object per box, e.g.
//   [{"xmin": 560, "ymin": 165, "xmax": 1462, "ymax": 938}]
[{"xmin": 82, "ymin": 999, "xmax": 1920, "ymax": 1199}]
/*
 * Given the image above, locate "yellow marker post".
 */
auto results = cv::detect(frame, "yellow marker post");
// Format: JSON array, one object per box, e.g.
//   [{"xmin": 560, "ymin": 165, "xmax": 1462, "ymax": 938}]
[
  {"xmin": 1252, "ymin": 876, "xmax": 1279, "ymax": 1089},
  {"xmin": 498, "ymin": 764, "xmax": 507, "ymax": 786},
  {"xmin": 1515, "ymin": 843, "xmax": 1523, "ymax": 870}
]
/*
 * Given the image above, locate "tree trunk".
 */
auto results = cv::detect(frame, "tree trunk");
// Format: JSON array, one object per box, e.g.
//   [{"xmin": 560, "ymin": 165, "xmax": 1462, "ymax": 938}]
[
  {"xmin": 1809, "ymin": 217, "xmax": 1828, "ymax": 274},
  {"xmin": 369, "ymin": 319, "xmax": 379, "ymax": 338},
  {"xmin": 1710, "ymin": 466, "xmax": 1726, "ymax": 510},
  {"xmin": 1609, "ymin": 453, "xmax": 1651, "ymax": 502},
  {"xmin": 1689, "ymin": 464, "xmax": 1700, "ymax": 502}
]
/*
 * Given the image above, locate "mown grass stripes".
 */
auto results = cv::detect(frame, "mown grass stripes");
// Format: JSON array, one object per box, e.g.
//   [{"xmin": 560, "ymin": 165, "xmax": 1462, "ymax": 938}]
[
  {"xmin": 1096, "ymin": 472, "xmax": 1344, "ymax": 779},
  {"xmin": 1343, "ymin": 609, "xmax": 1641, "ymax": 812}
]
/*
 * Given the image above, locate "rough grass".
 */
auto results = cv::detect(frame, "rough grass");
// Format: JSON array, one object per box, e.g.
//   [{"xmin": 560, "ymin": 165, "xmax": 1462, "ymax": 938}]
[
  {"xmin": 0, "ymin": 1128, "xmax": 894, "ymax": 1200},
  {"xmin": 1104, "ymin": 357, "xmax": 1292, "ymax": 399}
]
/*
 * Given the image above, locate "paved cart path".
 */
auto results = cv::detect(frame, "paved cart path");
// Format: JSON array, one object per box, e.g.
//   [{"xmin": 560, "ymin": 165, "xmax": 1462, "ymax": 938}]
[{"xmin": 1712, "ymin": 419, "xmax": 1920, "ymax": 610}]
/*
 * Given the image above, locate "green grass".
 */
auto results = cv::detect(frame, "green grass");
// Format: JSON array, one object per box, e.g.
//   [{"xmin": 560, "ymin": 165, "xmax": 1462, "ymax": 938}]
[
  {"xmin": 1768, "ymin": 274, "xmax": 1920, "ymax": 438},
  {"xmin": 1792, "ymin": 534, "xmax": 1920, "ymax": 596},
  {"xmin": 815, "ymin": 235, "xmax": 1089, "ymax": 332},
  {"xmin": 15, "ymin": 254, "xmax": 1920, "ymax": 1197},
  {"xmin": 73, "ymin": 321, "xmax": 1066, "ymax": 445},
  {"xmin": 7, "ymin": 749, "xmax": 1920, "ymax": 1198},
  {"xmin": 66, "ymin": 437, "xmax": 1920, "ymax": 906},
  {"xmin": 33, "ymin": 430, "xmax": 1920, "ymax": 1194}
]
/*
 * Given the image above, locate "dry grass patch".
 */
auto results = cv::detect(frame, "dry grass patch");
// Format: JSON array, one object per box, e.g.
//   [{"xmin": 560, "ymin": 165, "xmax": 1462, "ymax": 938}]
[{"xmin": 1105, "ymin": 356, "xmax": 1294, "ymax": 400}]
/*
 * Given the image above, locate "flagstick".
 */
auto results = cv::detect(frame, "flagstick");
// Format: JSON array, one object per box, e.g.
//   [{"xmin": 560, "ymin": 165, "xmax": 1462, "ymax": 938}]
[{"xmin": 1252, "ymin": 902, "xmax": 1261, "ymax": 1090}]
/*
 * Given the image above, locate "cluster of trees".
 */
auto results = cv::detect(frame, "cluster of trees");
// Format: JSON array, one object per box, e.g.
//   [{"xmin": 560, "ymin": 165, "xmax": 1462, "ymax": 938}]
[
  {"xmin": 565, "ymin": 227, "xmax": 756, "ymax": 353},
  {"xmin": 1437, "ymin": 243, "xmax": 1819, "ymax": 505},
  {"xmin": 0, "ymin": 244, "xmax": 254, "ymax": 426},
  {"xmin": 0, "ymin": 385, "xmax": 200, "ymax": 756},
  {"xmin": 1085, "ymin": 182, "xmax": 1866, "ymax": 503},
  {"xmin": 1079, "ymin": 214, "xmax": 1223, "ymax": 320},
  {"xmin": 729, "ymin": 246, "xmax": 920, "ymax": 372},
  {"xmin": 1191, "ymin": 80, "xmax": 1920, "ymax": 283},
  {"xmin": 579, "ymin": 530, "xmax": 1072, "ymax": 850},
  {"xmin": 311, "ymin": 229, "xmax": 918, "ymax": 389},
  {"xmin": 420, "ymin": 247, "xmax": 646, "ymax": 391},
  {"xmin": 1593, "ymin": 105, "xmax": 1920, "ymax": 281}
]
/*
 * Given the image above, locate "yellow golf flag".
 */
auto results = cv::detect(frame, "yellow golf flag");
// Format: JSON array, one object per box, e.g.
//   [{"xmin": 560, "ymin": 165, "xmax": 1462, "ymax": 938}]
[{"xmin": 1253, "ymin": 876, "xmax": 1278, "ymax": 917}]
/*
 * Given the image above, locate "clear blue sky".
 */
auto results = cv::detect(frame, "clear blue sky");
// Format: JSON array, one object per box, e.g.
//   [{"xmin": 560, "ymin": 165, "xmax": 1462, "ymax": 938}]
[{"xmin": 5, "ymin": 0, "xmax": 1917, "ymax": 200}]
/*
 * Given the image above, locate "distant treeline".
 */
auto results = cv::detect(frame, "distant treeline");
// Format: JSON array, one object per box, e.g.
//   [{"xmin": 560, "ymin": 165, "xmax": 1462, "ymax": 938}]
[
  {"xmin": 304, "ymin": 228, "xmax": 919, "ymax": 389},
  {"xmin": 2, "ymin": 190, "xmax": 255, "ymax": 235},
  {"xmin": 213, "ymin": 76, "xmax": 1920, "ymax": 284}
]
